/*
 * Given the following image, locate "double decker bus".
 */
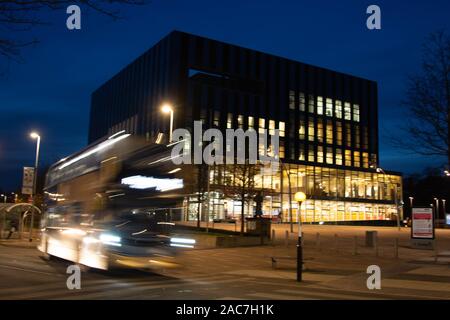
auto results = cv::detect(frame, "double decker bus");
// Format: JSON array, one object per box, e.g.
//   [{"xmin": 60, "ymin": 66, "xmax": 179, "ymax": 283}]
[{"xmin": 38, "ymin": 131, "xmax": 194, "ymax": 270}]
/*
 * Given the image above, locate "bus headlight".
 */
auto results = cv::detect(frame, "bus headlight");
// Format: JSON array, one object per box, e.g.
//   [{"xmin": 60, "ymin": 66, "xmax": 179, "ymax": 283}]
[
  {"xmin": 170, "ymin": 237, "xmax": 195, "ymax": 248},
  {"xmin": 99, "ymin": 233, "xmax": 122, "ymax": 247}
]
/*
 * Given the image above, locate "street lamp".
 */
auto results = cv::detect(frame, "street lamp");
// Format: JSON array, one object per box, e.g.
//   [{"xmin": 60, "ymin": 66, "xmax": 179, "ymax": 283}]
[
  {"xmin": 443, "ymin": 199, "xmax": 447, "ymax": 216},
  {"xmin": 408, "ymin": 196, "xmax": 414, "ymax": 221},
  {"xmin": 294, "ymin": 191, "xmax": 306, "ymax": 282},
  {"xmin": 433, "ymin": 197, "xmax": 439, "ymax": 223},
  {"xmin": 161, "ymin": 104, "xmax": 174, "ymax": 143},
  {"xmin": 1, "ymin": 194, "xmax": 6, "ymax": 203},
  {"xmin": 29, "ymin": 131, "xmax": 41, "ymax": 242}
]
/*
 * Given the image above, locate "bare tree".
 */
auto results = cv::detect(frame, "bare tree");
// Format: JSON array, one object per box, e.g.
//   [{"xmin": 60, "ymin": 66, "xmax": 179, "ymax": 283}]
[
  {"xmin": 221, "ymin": 160, "xmax": 261, "ymax": 235},
  {"xmin": 0, "ymin": 0, "xmax": 148, "ymax": 61},
  {"xmin": 392, "ymin": 31, "xmax": 450, "ymax": 167}
]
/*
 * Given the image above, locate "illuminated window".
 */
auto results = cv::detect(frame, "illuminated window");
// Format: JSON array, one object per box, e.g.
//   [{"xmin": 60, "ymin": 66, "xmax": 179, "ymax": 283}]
[
  {"xmin": 308, "ymin": 94, "xmax": 314, "ymax": 113},
  {"xmin": 258, "ymin": 118, "xmax": 265, "ymax": 134},
  {"xmin": 345, "ymin": 149, "xmax": 352, "ymax": 166},
  {"xmin": 317, "ymin": 96, "xmax": 323, "ymax": 115},
  {"xmin": 317, "ymin": 119, "xmax": 324, "ymax": 143},
  {"xmin": 238, "ymin": 115, "xmax": 244, "ymax": 129},
  {"xmin": 289, "ymin": 90, "xmax": 295, "ymax": 110},
  {"xmin": 336, "ymin": 149, "xmax": 343, "ymax": 165},
  {"xmin": 326, "ymin": 98, "xmax": 333, "ymax": 117},
  {"xmin": 227, "ymin": 113, "xmax": 233, "ymax": 129},
  {"xmin": 326, "ymin": 120, "xmax": 333, "ymax": 144},
  {"xmin": 299, "ymin": 119, "xmax": 306, "ymax": 140},
  {"xmin": 335, "ymin": 100, "xmax": 342, "ymax": 118},
  {"xmin": 326, "ymin": 147, "xmax": 333, "ymax": 164},
  {"xmin": 213, "ymin": 111, "xmax": 220, "ymax": 126},
  {"xmin": 299, "ymin": 92, "xmax": 306, "ymax": 111},
  {"xmin": 308, "ymin": 148, "xmax": 314, "ymax": 162},
  {"xmin": 279, "ymin": 121, "xmax": 285, "ymax": 137},
  {"xmin": 355, "ymin": 125, "xmax": 360, "ymax": 148},
  {"xmin": 362, "ymin": 152, "xmax": 369, "ymax": 168},
  {"xmin": 317, "ymin": 146, "xmax": 324, "ymax": 163},
  {"xmin": 371, "ymin": 154, "xmax": 377, "ymax": 167},
  {"xmin": 353, "ymin": 104, "xmax": 360, "ymax": 122},
  {"xmin": 279, "ymin": 141, "xmax": 285, "ymax": 158},
  {"xmin": 336, "ymin": 121, "xmax": 342, "ymax": 145},
  {"xmin": 308, "ymin": 117, "xmax": 314, "ymax": 141},
  {"xmin": 354, "ymin": 151, "xmax": 361, "ymax": 167},
  {"xmin": 346, "ymin": 123, "xmax": 352, "ymax": 147},
  {"xmin": 344, "ymin": 102, "xmax": 351, "ymax": 120},
  {"xmin": 299, "ymin": 143, "xmax": 305, "ymax": 161},
  {"xmin": 248, "ymin": 116, "xmax": 254, "ymax": 129},
  {"xmin": 269, "ymin": 120, "xmax": 276, "ymax": 135}
]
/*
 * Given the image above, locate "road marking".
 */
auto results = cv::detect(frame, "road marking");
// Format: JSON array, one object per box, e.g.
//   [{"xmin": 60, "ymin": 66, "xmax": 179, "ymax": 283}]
[
  {"xmin": 276, "ymin": 288, "xmax": 381, "ymax": 300},
  {"xmin": 63, "ymin": 277, "xmax": 255, "ymax": 300},
  {"xmin": 406, "ymin": 266, "xmax": 450, "ymax": 277},
  {"xmin": 0, "ymin": 263, "xmax": 63, "ymax": 277},
  {"xmin": 247, "ymin": 292, "xmax": 315, "ymax": 300},
  {"xmin": 3, "ymin": 274, "xmax": 246, "ymax": 300},
  {"xmin": 382, "ymin": 279, "xmax": 450, "ymax": 292}
]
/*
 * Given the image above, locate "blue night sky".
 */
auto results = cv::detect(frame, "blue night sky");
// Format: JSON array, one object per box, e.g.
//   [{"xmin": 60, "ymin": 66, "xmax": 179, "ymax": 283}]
[{"xmin": 1, "ymin": 0, "xmax": 449, "ymax": 190}]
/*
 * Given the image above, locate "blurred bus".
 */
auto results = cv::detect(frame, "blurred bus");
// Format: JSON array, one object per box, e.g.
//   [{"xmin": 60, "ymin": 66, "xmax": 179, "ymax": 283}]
[{"xmin": 38, "ymin": 131, "xmax": 195, "ymax": 270}]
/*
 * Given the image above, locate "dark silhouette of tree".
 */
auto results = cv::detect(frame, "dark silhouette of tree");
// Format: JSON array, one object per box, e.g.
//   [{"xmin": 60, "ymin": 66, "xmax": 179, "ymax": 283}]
[
  {"xmin": 221, "ymin": 160, "xmax": 262, "ymax": 235},
  {"xmin": 402, "ymin": 167, "xmax": 450, "ymax": 219},
  {"xmin": 391, "ymin": 31, "xmax": 450, "ymax": 168},
  {"xmin": 0, "ymin": 0, "xmax": 148, "ymax": 61}
]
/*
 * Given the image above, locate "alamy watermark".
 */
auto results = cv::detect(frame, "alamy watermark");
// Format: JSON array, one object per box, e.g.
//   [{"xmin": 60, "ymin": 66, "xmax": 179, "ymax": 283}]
[
  {"xmin": 66, "ymin": 264, "xmax": 81, "ymax": 290},
  {"xmin": 170, "ymin": 121, "xmax": 280, "ymax": 173},
  {"xmin": 366, "ymin": 265, "xmax": 381, "ymax": 290}
]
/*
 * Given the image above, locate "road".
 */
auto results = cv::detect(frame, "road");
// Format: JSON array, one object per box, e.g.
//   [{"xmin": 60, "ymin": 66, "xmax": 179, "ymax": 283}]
[{"xmin": 0, "ymin": 228, "xmax": 449, "ymax": 300}]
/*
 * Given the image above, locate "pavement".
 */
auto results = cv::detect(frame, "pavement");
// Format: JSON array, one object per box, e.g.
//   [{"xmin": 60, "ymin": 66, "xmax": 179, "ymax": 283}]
[{"xmin": 0, "ymin": 224, "xmax": 448, "ymax": 300}]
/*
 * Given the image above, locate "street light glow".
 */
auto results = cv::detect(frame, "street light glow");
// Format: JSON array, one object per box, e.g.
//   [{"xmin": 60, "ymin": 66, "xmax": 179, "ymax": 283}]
[
  {"xmin": 30, "ymin": 132, "xmax": 40, "ymax": 139},
  {"xmin": 161, "ymin": 104, "xmax": 173, "ymax": 113},
  {"xmin": 294, "ymin": 191, "xmax": 307, "ymax": 203}
]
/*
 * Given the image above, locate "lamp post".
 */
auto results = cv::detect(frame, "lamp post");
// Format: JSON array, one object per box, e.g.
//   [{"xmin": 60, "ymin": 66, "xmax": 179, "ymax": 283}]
[
  {"xmin": 443, "ymin": 199, "xmax": 447, "ymax": 216},
  {"xmin": 433, "ymin": 197, "xmax": 439, "ymax": 223},
  {"xmin": 1, "ymin": 194, "xmax": 5, "ymax": 203},
  {"xmin": 280, "ymin": 160, "xmax": 294, "ymax": 233},
  {"xmin": 409, "ymin": 196, "xmax": 414, "ymax": 223},
  {"xmin": 161, "ymin": 104, "xmax": 174, "ymax": 143},
  {"xmin": 29, "ymin": 132, "xmax": 41, "ymax": 242},
  {"xmin": 294, "ymin": 191, "xmax": 306, "ymax": 282}
]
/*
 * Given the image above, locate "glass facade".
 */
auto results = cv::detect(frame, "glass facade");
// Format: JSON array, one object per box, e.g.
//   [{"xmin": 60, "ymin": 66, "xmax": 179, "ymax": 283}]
[{"xmin": 190, "ymin": 163, "xmax": 402, "ymax": 223}]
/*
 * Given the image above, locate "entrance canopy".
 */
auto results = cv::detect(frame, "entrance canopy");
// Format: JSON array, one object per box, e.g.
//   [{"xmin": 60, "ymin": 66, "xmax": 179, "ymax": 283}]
[{"xmin": 0, "ymin": 203, "xmax": 41, "ymax": 215}]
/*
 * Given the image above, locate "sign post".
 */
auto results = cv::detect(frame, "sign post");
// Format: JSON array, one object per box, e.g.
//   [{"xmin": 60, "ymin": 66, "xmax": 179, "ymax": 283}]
[
  {"xmin": 22, "ymin": 167, "xmax": 35, "ymax": 195},
  {"xmin": 411, "ymin": 207, "xmax": 435, "ymax": 250}
]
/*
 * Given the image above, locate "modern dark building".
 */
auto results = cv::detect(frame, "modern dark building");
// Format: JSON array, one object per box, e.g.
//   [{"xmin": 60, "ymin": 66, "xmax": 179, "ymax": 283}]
[{"xmin": 88, "ymin": 30, "xmax": 402, "ymax": 223}]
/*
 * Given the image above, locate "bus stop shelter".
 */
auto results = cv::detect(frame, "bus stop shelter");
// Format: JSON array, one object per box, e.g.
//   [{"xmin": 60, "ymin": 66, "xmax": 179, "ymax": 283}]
[{"xmin": 0, "ymin": 203, "xmax": 41, "ymax": 239}]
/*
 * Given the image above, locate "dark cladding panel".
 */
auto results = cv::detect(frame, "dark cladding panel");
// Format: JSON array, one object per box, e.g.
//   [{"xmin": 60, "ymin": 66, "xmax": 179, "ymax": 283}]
[{"xmin": 88, "ymin": 31, "xmax": 380, "ymax": 172}]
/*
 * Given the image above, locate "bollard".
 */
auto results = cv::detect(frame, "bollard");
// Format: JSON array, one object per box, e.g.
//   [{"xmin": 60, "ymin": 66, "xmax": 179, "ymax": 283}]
[
  {"xmin": 285, "ymin": 230, "xmax": 289, "ymax": 247},
  {"xmin": 301, "ymin": 232, "xmax": 305, "ymax": 246},
  {"xmin": 334, "ymin": 234, "xmax": 339, "ymax": 252},
  {"xmin": 394, "ymin": 238, "xmax": 399, "ymax": 259},
  {"xmin": 316, "ymin": 232, "xmax": 321, "ymax": 251},
  {"xmin": 352, "ymin": 236, "xmax": 358, "ymax": 255},
  {"xmin": 272, "ymin": 229, "xmax": 276, "ymax": 246}
]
